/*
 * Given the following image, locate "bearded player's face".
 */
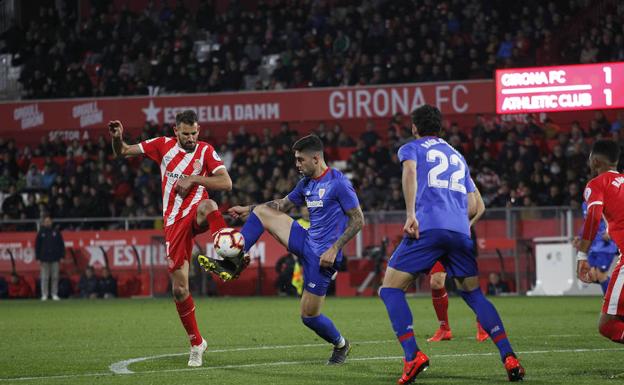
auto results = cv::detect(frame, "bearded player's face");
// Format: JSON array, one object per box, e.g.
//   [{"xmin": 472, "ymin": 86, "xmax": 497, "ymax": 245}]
[
  {"xmin": 175, "ymin": 122, "xmax": 199, "ymax": 152},
  {"xmin": 294, "ymin": 150, "xmax": 316, "ymax": 177}
]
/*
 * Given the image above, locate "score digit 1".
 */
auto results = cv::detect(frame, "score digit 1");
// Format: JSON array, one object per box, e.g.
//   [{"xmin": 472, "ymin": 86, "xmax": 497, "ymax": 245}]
[
  {"xmin": 604, "ymin": 89, "xmax": 612, "ymax": 106},
  {"xmin": 603, "ymin": 66, "xmax": 612, "ymax": 83}
]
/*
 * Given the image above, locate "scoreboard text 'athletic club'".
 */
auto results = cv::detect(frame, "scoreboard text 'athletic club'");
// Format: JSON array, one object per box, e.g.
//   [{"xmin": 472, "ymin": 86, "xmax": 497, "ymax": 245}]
[{"xmin": 496, "ymin": 62, "xmax": 624, "ymax": 114}]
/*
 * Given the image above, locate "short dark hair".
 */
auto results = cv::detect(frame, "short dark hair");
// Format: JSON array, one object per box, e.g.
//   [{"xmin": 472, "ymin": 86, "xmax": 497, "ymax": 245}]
[
  {"xmin": 292, "ymin": 134, "xmax": 324, "ymax": 153},
  {"xmin": 592, "ymin": 139, "xmax": 621, "ymax": 164},
  {"xmin": 411, "ymin": 105, "xmax": 442, "ymax": 136},
  {"xmin": 175, "ymin": 109, "xmax": 198, "ymax": 126}
]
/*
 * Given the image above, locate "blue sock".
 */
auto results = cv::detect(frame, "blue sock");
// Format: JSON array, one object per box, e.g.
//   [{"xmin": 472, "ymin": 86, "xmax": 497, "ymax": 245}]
[
  {"xmin": 600, "ymin": 277, "xmax": 610, "ymax": 294},
  {"xmin": 379, "ymin": 287, "xmax": 419, "ymax": 360},
  {"xmin": 240, "ymin": 212, "xmax": 264, "ymax": 252},
  {"xmin": 459, "ymin": 288, "xmax": 514, "ymax": 361},
  {"xmin": 301, "ymin": 314, "xmax": 342, "ymax": 345}
]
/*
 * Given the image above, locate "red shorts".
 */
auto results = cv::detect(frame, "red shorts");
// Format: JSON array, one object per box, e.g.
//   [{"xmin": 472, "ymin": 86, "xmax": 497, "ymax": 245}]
[
  {"xmin": 602, "ymin": 253, "xmax": 624, "ymax": 316},
  {"xmin": 429, "ymin": 261, "xmax": 446, "ymax": 275},
  {"xmin": 164, "ymin": 205, "xmax": 208, "ymax": 273}
]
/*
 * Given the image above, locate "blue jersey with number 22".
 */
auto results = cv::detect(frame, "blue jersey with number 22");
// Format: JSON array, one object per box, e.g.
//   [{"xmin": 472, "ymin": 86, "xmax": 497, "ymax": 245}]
[{"xmin": 398, "ymin": 137, "xmax": 475, "ymax": 237}]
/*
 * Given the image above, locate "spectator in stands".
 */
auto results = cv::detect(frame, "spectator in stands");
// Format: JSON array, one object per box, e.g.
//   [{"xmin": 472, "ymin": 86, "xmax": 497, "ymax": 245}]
[
  {"xmin": 487, "ymin": 272, "xmax": 510, "ymax": 296},
  {"xmin": 79, "ymin": 266, "xmax": 99, "ymax": 299},
  {"xmin": 35, "ymin": 215, "xmax": 65, "ymax": 301},
  {"xmin": 275, "ymin": 253, "xmax": 297, "ymax": 296},
  {"xmin": 1, "ymin": 184, "xmax": 23, "ymax": 219},
  {"xmin": 98, "ymin": 267, "xmax": 117, "ymax": 299},
  {"xmin": 8, "ymin": 273, "xmax": 33, "ymax": 299}
]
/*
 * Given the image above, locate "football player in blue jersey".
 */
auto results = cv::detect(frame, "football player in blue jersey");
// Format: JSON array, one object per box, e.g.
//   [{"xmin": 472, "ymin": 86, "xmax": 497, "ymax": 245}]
[
  {"xmin": 378, "ymin": 105, "xmax": 525, "ymax": 383},
  {"xmin": 227, "ymin": 134, "xmax": 364, "ymax": 365},
  {"xmin": 573, "ymin": 201, "xmax": 618, "ymax": 294}
]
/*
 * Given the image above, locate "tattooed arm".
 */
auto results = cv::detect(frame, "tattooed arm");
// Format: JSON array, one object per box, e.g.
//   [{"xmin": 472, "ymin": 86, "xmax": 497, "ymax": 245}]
[
  {"xmin": 227, "ymin": 196, "xmax": 295, "ymax": 220},
  {"xmin": 319, "ymin": 206, "xmax": 364, "ymax": 268}
]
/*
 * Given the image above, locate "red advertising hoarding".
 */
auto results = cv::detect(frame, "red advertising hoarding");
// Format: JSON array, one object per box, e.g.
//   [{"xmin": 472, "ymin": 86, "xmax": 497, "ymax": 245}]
[
  {"xmin": 0, "ymin": 80, "xmax": 494, "ymax": 145},
  {"xmin": 496, "ymin": 62, "xmax": 624, "ymax": 114}
]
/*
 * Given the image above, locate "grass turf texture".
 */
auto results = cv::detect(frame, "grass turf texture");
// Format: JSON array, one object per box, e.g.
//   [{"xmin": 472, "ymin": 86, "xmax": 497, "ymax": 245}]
[{"xmin": 1, "ymin": 296, "xmax": 622, "ymax": 384}]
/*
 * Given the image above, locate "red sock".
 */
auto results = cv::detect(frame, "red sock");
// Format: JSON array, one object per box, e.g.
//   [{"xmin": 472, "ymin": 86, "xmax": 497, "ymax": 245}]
[
  {"xmin": 175, "ymin": 296, "xmax": 203, "ymax": 346},
  {"xmin": 431, "ymin": 288, "xmax": 450, "ymax": 330},
  {"xmin": 207, "ymin": 210, "xmax": 227, "ymax": 236},
  {"xmin": 599, "ymin": 319, "xmax": 624, "ymax": 343}
]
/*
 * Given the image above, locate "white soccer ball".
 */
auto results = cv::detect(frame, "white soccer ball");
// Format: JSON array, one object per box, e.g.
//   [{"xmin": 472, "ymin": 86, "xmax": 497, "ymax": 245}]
[{"xmin": 213, "ymin": 228, "xmax": 245, "ymax": 258}]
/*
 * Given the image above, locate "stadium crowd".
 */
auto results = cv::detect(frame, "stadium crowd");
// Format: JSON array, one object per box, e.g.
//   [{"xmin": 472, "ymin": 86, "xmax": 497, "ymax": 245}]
[
  {"xmin": 1, "ymin": 111, "xmax": 623, "ymax": 231},
  {"xmin": 2, "ymin": 0, "xmax": 623, "ymax": 99}
]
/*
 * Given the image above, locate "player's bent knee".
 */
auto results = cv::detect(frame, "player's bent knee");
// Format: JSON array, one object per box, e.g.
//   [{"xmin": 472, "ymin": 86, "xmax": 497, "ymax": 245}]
[
  {"xmin": 172, "ymin": 285, "xmax": 189, "ymax": 301},
  {"xmin": 197, "ymin": 199, "xmax": 218, "ymax": 216}
]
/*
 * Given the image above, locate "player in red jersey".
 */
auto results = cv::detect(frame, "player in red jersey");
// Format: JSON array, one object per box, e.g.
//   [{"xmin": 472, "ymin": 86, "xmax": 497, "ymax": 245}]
[
  {"xmin": 575, "ymin": 139, "xmax": 624, "ymax": 344},
  {"xmin": 427, "ymin": 188, "xmax": 489, "ymax": 343},
  {"xmin": 109, "ymin": 110, "xmax": 232, "ymax": 367}
]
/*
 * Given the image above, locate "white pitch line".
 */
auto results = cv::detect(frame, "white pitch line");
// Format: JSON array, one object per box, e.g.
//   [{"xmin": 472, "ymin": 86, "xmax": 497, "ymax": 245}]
[
  {"xmin": 1, "ymin": 346, "xmax": 623, "ymax": 382},
  {"xmin": 110, "ymin": 334, "xmax": 584, "ymax": 375},
  {"xmin": 109, "ymin": 339, "xmax": 395, "ymax": 374}
]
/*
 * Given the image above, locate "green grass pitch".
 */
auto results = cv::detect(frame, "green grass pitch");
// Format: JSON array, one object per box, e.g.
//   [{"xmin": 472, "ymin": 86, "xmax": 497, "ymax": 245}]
[{"xmin": 1, "ymin": 296, "xmax": 622, "ymax": 384}]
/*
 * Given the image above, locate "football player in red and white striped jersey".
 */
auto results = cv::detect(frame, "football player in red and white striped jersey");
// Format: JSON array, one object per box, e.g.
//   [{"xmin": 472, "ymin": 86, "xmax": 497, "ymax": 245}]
[
  {"xmin": 576, "ymin": 139, "xmax": 624, "ymax": 344},
  {"xmin": 109, "ymin": 110, "xmax": 231, "ymax": 367}
]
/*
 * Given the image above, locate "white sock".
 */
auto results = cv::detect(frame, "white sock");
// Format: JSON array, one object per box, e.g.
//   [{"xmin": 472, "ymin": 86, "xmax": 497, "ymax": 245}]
[{"xmin": 335, "ymin": 336, "xmax": 345, "ymax": 348}]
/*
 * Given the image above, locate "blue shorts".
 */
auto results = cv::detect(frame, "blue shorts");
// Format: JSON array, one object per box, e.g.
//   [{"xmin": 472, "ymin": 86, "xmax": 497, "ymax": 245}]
[
  {"xmin": 288, "ymin": 221, "xmax": 339, "ymax": 296},
  {"xmin": 588, "ymin": 252, "xmax": 616, "ymax": 272},
  {"xmin": 388, "ymin": 229, "xmax": 478, "ymax": 277}
]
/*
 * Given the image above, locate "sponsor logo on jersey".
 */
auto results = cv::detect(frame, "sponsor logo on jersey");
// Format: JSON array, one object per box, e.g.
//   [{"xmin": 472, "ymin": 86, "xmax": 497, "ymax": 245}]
[
  {"xmin": 584, "ymin": 187, "xmax": 592, "ymax": 201},
  {"xmin": 193, "ymin": 159, "xmax": 202, "ymax": 174},
  {"xmin": 212, "ymin": 150, "xmax": 221, "ymax": 161},
  {"xmin": 166, "ymin": 171, "xmax": 189, "ymax": 179},
  {"xmin": 306, "ymin": 199, "xmax": 324, "ymax": 208}
]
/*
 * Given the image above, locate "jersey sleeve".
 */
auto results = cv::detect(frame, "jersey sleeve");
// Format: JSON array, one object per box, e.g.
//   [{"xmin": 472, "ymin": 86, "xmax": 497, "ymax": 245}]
[
  {"xmin": 465, "ymin": 176, "xmax": 476, "ymax": 193},
  {"xmin": 584, "ymin": 178, "xmax": 605, "ymax": 208},
  {"xmin": 334, "ymin": 177, "xmax": 360, "ymax": 212},
  {"xmin": 581, "ymin": 178, "xmax": 605, "ymax": 243},
  {"xmin": 138, "ymin": 137, "xmax": 166, "ymax": 163},
  {"xmin": 397, "ymin": 143, "xmax": 417, "ymax": 163},
  {"xmin": 287, "ymin": 178, "xmax": 306, "ymax": 207},
  {"xmin": 203, "ymin": 144, "xmax": 225, "ymax": 175}
]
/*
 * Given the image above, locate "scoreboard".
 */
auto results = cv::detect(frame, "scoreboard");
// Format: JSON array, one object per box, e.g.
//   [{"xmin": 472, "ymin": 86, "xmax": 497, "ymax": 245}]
[{"xmin": 496, "ymin": 62, "xmax": 624, "ymax": 114}]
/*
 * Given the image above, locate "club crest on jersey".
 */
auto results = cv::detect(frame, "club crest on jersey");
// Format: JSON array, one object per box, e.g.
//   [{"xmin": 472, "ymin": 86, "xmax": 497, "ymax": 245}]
[
  {"xmin": 193, "ymin": 159, "xmax": 202, "ymax": 174},
  {"xmin": 318, "ymin": 188, "xmax": 326, "ymax": 199}
]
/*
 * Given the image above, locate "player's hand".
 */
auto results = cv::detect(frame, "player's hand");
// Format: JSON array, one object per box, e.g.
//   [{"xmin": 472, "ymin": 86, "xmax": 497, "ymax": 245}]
[
  {"xmin": 108, "ymin": 120, "xmax": 123, "ymax": 138},
  {"xmin": 403, "ymin": 215, "xmax": 419, "ymax": 239},
  {"xmin": 571, "ymin": 236, "xmax": 581, "ymax": 249},
  {"xmin": 319, "ymin": 246, "xmax": 338, "ymax": 269},
  {"xmin": 228, "ymin": 205, "xmax": 251, "ymax": 220},
  {"xmin": 577, "ymin": 260, "xmax": 592, "ymax": 283},
  {"xmin": 175, "ymin": 177, "xmax": 193, "ymax": 198}
]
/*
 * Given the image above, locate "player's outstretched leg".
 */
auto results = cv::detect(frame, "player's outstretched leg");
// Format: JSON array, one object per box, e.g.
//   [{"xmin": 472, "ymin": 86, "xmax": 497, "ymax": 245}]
[
  {"xmin": 171, "ymin": 262, "xmax": 207, "ymax": 367},
  {"xmin": 457, "ymin": 283, "xmax": 524, "ymax": 381},
  {"xmin": 300, "ymin": 290, "xmax": 351, "ymax": 365},
  {"xmin": 379, "ymin": 287, "xmax": 429, "ymax": 384},
  {"xmin": 598, "ymin": 314, "xmax": 624, "ymax": 343}
]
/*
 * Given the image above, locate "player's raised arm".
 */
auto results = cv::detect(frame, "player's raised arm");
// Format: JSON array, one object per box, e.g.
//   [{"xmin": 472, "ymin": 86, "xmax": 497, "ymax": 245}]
[
  {"xmin": 108, "ymin": 120, "xmax": 143, "ymax": 157},
  {"xmin": 402, "ymin": 159, "xmax": 419, "ymax": 238}
]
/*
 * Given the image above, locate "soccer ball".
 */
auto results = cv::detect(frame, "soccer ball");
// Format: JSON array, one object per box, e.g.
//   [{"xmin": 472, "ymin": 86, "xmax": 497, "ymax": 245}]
[{"xmin": 213, "ymin": 228, "xmax": 245, "ymax": 258}]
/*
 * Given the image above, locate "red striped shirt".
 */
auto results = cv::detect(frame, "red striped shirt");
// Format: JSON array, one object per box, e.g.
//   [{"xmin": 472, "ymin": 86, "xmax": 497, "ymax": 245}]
[{"xmin": 139, "ymin": 137, "xmax": 225, "ymax": 227}]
